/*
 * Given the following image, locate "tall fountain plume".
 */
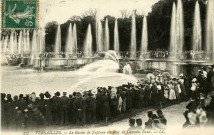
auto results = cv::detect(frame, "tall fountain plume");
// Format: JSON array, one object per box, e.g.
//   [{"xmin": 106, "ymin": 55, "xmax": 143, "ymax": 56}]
[
  {"xmin": 54, "ymin": 24, "xmax": 61, "ymax": 56},
  {"xmin": 9, "ymin": 31, "xmax": 14, "ymax": 54},
  {"xmin": 130, "ymin": 10, "xmax": 137, "ymax": 58},
  {"xmin": 193, "ymin": 1, "xmax": 202, "ymax": 52},
  {"xmin": 18, "ymin": 31, "xmax": 23, "ymax": 54},
  {"xmin": 84, "ymin": 24, "xmax": 92, "ymax": 57},
  {"xmin": 23, "ymin": 30, "xmax": 27, "ymax": 53},
  {"xmin": 14, "ymin": 31, "xmax": 18, "ymax": 53},
  {"xmin": 3, "ymin": 35, "xmax": 8, "ymax": 53},
  {"xmin": 206, "ymin": 0, "xmax": 214, "ymax": 61},
  {"xmin": 141, "ymin": 15, "xmax": 148, "ymax": 56},
  {"xmin": 31, "ymin": 30, "xmax": 37, "ymax": 65},
  {"xmin": 26, "ymin": 30, "xmax": 30, "ymax": 53},
  {"xmin": 170, "ymin": 2, "xmax": 177, "ymax": 53},
  {"xmin": 96, "ymin": 19, "xmax": 103, "ymax": 52},
  {"xmin": 39, "ymin": 28, "xmax": 46, "ymax": 54},
  {"xmin": 73, "ymin": 23, "xmax": 77, "ymax": 55},
  {"xmin": 65, "ymin": 23, "xmax": 73, "ymax": 56},
  {"xmin": 114, "ymin": 19, "xmax": 120, "ymax": 53},
  {"xmin": 1, "ymin": 37, "xmax": 5, "ymax": 52},
  {"xmin": 176, "ymin": 0, "xmax": 184, "ymax": 53},
  {"xmin": 104, "ymin": 18, "xmax": 110, "ymax": 51}
]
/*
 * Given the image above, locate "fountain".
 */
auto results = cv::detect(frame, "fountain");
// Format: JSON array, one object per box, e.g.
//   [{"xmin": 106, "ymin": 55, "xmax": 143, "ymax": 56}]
[
  {"xmin": 206, "ymin": 0, "xmax": 214, "ymax": 61},
  {"xmin": 65, "ymin": 23, "xmax": 73, "ymax": 56},
  {"xmin": 84, "ymin": 24, "xmax": 92, "ymax": 57},
  {"xmin": 176, "ymin": 0, "xmax": 184, "ymax": 53},
  {"xmin": 14, "ymin": 31, "xmax": 18, "ymax": 53},
  {"xmin": 73, "ymin": 23, "xmax": 77, "ymax": 56},
  {"xmin": 170, "ymin": 2, "xmax": 177, "ymax": 54},
  {"xmin": 130, "ymin": 10, "xmax": 136, "ymax": 58},
  {"xmin": 114, "ymin": 19, "xmax": 120, "ymax": 54},
  {"xmin": 18, "ymin": 31, "xmax": 23, "ymax": 54},
  {"xmin": 26, "ymin": 30, "xmax": 30, "ymax": 53},
  {"xmin": 193, "ymin": 1, "xmax": 202, "ymax": 52},
  {"xmin": 123, "ymin": 64, "xmax": 132, "ymax": 75},
  {"xmin": 96, "ymin": 19, "xmax": 103, "ymax": 52},
  {"xmin": 104, "ymin": 18, "xmax": 109, "ymax": 51},
  {"xmin": 141, "ymin": 15, "xmax": 148, "ymax": 57},
  {"xmin": 30, "ymin": 30, "xmax": 37, "ymax": 65},
  {"xmin": 9, "ymin": 31, "xmax": 14, "ymax": 54},
  {"xmin": 3, "ymin": 35, "xmax": 8, "ymax": 53},
  {"xmin": 39, "ymin": 29, "xmax": 45, "ymax": 54},
  {"xmin": 54, "ymin": 24, "xmax": 61, "ymax": 56}
]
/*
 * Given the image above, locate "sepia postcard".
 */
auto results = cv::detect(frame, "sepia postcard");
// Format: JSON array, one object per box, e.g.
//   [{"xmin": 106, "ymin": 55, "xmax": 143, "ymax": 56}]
[{"xmin": 0, "ymin": 0, "xmax": 214, "ymax": 135}]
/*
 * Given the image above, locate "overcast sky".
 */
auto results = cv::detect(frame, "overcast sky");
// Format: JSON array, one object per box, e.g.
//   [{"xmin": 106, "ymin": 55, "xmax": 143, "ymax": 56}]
[{"xmin": 40, "ymin": 0, "xmax": 160, "ymax": 26}]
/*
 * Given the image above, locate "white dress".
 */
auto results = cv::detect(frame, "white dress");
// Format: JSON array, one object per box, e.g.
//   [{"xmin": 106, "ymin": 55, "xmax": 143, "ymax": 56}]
[{"xmin": 168, "ymin": 84, "xmax": 176, "ymax": 100}]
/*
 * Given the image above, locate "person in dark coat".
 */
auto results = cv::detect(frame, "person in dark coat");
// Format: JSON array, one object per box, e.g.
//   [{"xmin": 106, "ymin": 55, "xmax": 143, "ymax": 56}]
[
  {"xmin": 145, "ymin": 111, "xmax": 154, "ymax": 129},
  {"xmin": 102, "ymin": 91, "xmax": 111, "ymax": 121},
  {"xmin": 157, "ymin": 110, "xmax": 167, "ymax": 125},
  {"xmin": 37, "ymin": 93, "xmax": 45, "ymax": 116},
  {"xmin": 60, "ymin": 92, "xmax": 69, "ymax": 125},
  {"xmin": 207, "ymin": 66, "xmax": 214, "ymax": 92},
  {"xmin": 44, "ymin": 91, "xmax": 52, "ymax": 126},
  {"xmin": 126, "ymin": 88, "xmax": 133, "ymax": 112},
  {"xmin": 73, "ymin": 92, "xmax": 83, "ymax": 125},
  {"xmin": 52, "ymin": 92, "xmax": 61, "ymax": 125},
  {"xmin": 151, "ymin": 82, "xmax": 158, "ymax": 105},
  {"xmin": 86, "ymin": 92, "xmax": 97, "ymax": 123},
  {"xmin": 96, "ymin": 89, "xmax": 103, "ymax": 121},
  {"xmin": 1, "ymin": 93, "xmax": 7, "ymax": 129}
]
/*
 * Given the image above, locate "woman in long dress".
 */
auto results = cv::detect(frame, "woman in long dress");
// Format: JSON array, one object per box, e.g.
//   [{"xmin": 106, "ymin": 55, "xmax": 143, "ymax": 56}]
[{"xmin": 168, "ymin": 81, "xmax": 176, "ymax": 100}]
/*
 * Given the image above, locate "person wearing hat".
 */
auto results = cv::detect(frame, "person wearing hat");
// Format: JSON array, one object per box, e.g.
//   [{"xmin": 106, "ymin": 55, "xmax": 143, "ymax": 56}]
[
  {"xmin": 145, "ymin": 111, "xmax": 154, "ymax": 129},
  {"xmin": 86, "ymin": 92, "xmax": 97, "ymax": 123},
  {"xmin": 136, "ymin": 118, "xmax": 143, "ymax": 130},
  {"xmin": 128, "ymin": 118, "xmax": 136, "ymax": 131},
  {"xmin": 37, "ymin": 93, "xmax": 45, "ymax": 116},
  {"xmin": 73, "ymin": 92, "xmax": 84, "ymax": 125},
  {"xmin": 44, "ymin": 91, "xmax": 52, "ymax": 126},
  {"xmin": 52, "ymin": 91, "xmax": 61, "ymax": 125},
  {"xmin": 60, "ymin": 92, "xmax": 69, "ymax": 125},
  {"xmin": 207, "ymin": 65, "xmax": 214, "ymax": 92}
]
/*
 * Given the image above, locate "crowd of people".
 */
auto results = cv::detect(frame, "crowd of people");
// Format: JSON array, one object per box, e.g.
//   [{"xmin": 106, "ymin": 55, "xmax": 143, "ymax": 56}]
[{"xmin": 1, "ymin": 65, "xmax": 214, "ymax": 131}]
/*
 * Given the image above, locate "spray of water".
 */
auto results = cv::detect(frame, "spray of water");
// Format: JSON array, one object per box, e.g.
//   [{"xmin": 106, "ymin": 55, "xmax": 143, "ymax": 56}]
[
  {"xmin": 114, "ymin": 19, "xmax": 120, "ymax": 53},
  {"xmin": 84, "ymin": 24, "xmax": 92, "ymax": 57},
  {"xmin": 54, "ymin": 24, "xmax": 61, "ymax": 55},
  {"xmin": 18, "ymin": 31, "xmax": 23, "ymax": 54},
  {"xmin": 170, "ymin": 2, "xmax": 177, "ymax": 53},
  {"xmin": 141, "ymin": 15, "xmax": 148, "ymax": 55},
  {"xmin": 9, "ymin": 31, "xmax": 14, "ymax": 54},
  {"xmin": 31, "ymin": 30, "xmax": 37, "ymax": 65},
  {"xmin": 96, "ymin": 19, "xmax": 103, "ymax": 52},
  {"xmin": 193, "ymin": 1, "xmax": 202, "ymax": 52},
  {"xmin": 206, "ymin": 0, "xmax": 214, "ymax": 61},
  {"xmin": 104, "ymin": 18, "xmax": 110, "ymax": 51},
  {"xmin": 130, "ymin": 11, "xmax": 136, "ymax": 58},
  {"xmin": 73, "ymin": 23, "xmax": 77, "ymax": 55},
  {"xmin": 176, "ymin": 0, "xmax": 184, "ymax": 53},
  {"xmin": 65, "ymin": 23, "xmax": 73, "ymax": 55},
  {"xmin": 14, "ymin": 32, "xmax": 18, "ymax": 53},
  {"xmin": 3, "ymin": 35, "xmax": 8, "ymax": 53}
]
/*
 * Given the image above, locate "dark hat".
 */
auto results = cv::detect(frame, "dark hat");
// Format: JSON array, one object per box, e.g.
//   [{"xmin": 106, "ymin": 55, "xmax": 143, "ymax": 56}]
[
  {"xmin": 39, "ymin": 93, "xmax": 44, "ymax": 97},
  {"xmin": 73, "ymin": 92, "xmax": 76, "ymax": 96},
  {"xmin": 136, "ymin": 118, "xmax": 142, "ymax": 126},
  {"xmin": 129, "ymin": 118, "xmax": 135, "ymax": 126},
  {"xmin": 45, "ymin": 91, "xmax": 51, "ymax": 98},
  {"xmin": 55, "ymin": 91, "xmax": 60, "ymax": 96},
  {"xmin": 19, "ymin": 94, "xmax": 24, "ymax": 99}
]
